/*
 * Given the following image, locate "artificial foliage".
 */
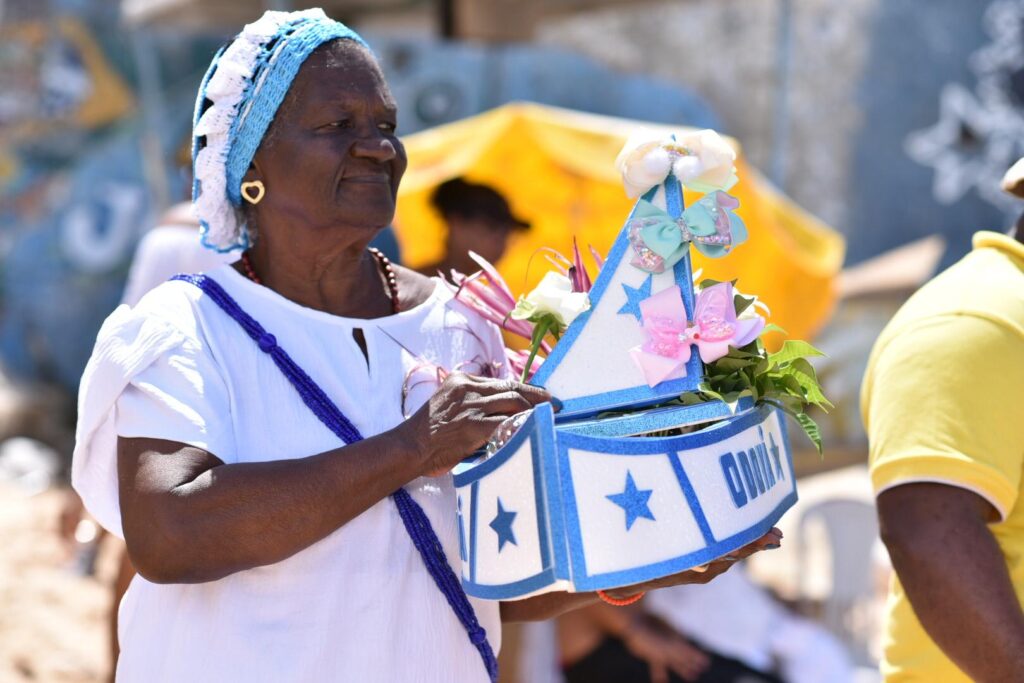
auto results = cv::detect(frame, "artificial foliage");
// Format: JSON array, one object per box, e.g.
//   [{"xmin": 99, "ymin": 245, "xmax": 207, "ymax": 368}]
[{"xmin": 670, "ymin": 281, "xmax": 832, "ymax": 453}]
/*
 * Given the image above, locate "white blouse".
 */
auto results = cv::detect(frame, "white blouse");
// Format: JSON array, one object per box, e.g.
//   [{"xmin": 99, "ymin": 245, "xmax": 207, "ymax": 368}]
[{"xmin": 73, "ymin": 264, "xmax": 505, "ymax": 682}]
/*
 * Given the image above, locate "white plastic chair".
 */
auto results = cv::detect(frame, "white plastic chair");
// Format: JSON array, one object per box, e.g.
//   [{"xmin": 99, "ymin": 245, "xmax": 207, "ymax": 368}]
[{"xmin": 796, "ymin": 498, "xmax": 880, "ymax": 666}]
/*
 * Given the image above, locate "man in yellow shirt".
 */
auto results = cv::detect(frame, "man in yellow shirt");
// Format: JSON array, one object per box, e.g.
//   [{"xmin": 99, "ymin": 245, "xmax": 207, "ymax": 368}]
[{"xmin": 861, "ymin": 169, "xmax": 1024, "ymax": 681}]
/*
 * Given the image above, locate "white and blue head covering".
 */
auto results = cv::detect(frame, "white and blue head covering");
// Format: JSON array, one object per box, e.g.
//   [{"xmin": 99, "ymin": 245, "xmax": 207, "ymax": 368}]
[{"xmin": 191, "ymin": 9, "xmax": 368, "ymax": 252}]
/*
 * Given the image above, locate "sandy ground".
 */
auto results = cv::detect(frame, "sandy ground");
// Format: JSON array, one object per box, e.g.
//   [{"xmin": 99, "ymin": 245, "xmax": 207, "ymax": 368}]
[{"xmin": 0, "ymin": 483, "xmax": 115, "ymax": 683}]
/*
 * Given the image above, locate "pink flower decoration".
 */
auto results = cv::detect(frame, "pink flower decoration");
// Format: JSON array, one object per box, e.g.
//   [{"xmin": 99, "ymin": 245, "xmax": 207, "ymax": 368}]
[
  {"xmin": 569, "ymin": 238, "xmax": 593, "ymax": 293},
  {"xmin": 629, "ymin": 282, "xmax": 765, "ymax": 387},
  {"xmin": 443, "ymin": 251, "xmax": 550, "ymax": 352},
  {"xmin": 537, "ymin": 241, "xmax": 600, "ymax": 294}
]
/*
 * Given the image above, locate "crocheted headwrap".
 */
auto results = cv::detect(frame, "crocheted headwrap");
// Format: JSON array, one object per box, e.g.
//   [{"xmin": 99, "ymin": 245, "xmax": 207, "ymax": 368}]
[{"xmin": 191, "ymin": 9, "xmax": 368, "ymax": 252}]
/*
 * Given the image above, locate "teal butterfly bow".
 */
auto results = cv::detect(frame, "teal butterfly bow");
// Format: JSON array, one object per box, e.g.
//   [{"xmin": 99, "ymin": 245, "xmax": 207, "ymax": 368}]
[{"xmin": 627, "ymin": 191, "xmax": 747, "ymax": 273}]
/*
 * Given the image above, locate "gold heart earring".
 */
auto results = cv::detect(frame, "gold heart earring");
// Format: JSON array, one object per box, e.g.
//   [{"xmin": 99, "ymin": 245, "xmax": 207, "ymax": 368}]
[{"xmin": 241, "ymin": 180, "xmax": 265, "ymax": 205}]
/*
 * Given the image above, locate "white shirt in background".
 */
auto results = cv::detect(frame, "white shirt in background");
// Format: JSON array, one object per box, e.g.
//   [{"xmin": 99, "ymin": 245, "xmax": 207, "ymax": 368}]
[
  {"xmin": 121, "ymin": 222, "xmax": 234, "ymax": 306},
  {"xmin": 646, "ymin": 567, "xmax": 853, "ymax": 683}
]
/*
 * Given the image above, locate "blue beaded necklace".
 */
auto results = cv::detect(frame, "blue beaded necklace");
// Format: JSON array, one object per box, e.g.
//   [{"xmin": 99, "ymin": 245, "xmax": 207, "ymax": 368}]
[{"xmin": 172, "ymin": 270, "xmax": 498, "ymax": 682}]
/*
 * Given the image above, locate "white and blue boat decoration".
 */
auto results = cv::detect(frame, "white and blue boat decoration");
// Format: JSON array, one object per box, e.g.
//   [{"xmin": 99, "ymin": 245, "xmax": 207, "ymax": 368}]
[{"xmin": 454, "ymin": 131, "xmax": 798, "ymax": 598}]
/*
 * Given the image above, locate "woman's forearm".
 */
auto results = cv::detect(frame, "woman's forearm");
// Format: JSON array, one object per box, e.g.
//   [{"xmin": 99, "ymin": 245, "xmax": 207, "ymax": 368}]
[
  {"xmin": 118, "ymin": 430, "xmax": 426, "ymax": 583},
  {"xmin": 501, "ymin": 591, "xmax": 602, "ymax": 622},
  {"xmin": 500, "ymin": 585, "xmax": 651, "ymax": 623},
  {"xmin": 499, "ymin": 531, "xmax": 777, "ymax": 622},
  {"xmin": 119, "ymin": 374, "xmax": 553, "ymax": 584}
]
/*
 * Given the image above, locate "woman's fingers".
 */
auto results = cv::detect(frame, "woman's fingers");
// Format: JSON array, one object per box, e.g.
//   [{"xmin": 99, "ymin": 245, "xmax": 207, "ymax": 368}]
[
  {"xmin": 459, "ymin": 413, "xmax": 513, "ymax": 444},
  {"xmin": 461, "ymin": 375, "xmax": 554, "ymax": 407},
  {"xmin": 688, "ymin": 560, "xmax": 734, "ymax": 583},
  {"xmin": 665, "ymin": 530, "xmax": 783, "ymax": 585},
  {"xmin": 514, "ymin": 382, "xmax": 556, "ymax": 407},
  {"xmin": 648, "ymin": 661, "xmax": 669, "ymax": 683},
  {"xmin": 675, "ymin": 528, "xmax": 783, "ymax": 579},
  {"xmin": 733, "ymin": 527, "xmax": 784, "ymax": 559},
  {"xmin": 645, "ymin": 530, "xmax": 783, "ymax": 582},
  {"xmin": 626, "ymin": 550, "xmax": 743, "ymax": 591},
  {"xmin": 474, "ymin": 391, "xmax": 536, "ymax": 416}
]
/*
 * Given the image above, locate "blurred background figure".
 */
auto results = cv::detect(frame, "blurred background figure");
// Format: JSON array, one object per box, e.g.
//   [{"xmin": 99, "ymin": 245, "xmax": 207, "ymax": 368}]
[
  {"xmin": 121, "ymin": 209, "xmax": 230, "ymax": 306},
  {"xmin": 419, "ymin": 177, "xmax": 531, "ymax": 277},
  {"xmin": 557, "ymin": 567, "xmax": 852, "ymax": 683},
  {"xmin": 121, "ymin": 145, "xmax": 236, "ymax": 307}
]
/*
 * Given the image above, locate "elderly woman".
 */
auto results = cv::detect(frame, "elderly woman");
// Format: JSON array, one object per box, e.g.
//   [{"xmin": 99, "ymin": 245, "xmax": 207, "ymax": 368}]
[{"xmin": 73, "ymin": 10, "xmax": 781, "ymax": 682}]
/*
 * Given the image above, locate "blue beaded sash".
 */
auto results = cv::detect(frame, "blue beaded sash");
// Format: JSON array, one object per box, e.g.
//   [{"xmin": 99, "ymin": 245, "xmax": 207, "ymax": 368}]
[{"xmin": 173, "ymin": 274, "xmax": 498, "ymax": 682}]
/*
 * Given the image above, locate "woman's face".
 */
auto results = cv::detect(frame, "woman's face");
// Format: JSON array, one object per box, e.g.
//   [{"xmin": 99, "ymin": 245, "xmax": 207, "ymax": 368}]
[{"xmin": 248, "ymin": 41, "xmax": 407, "ymax": 241}]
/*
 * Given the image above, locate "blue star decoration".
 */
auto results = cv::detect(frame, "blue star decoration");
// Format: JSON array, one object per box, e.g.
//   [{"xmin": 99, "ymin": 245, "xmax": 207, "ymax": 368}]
[
  {"xmin": 489, "ymin": 498, "xmax": 518, "ymax": 552},
  {"xmin": 618, "ymin": 274, "xmax": 653, "ymax": 322},
  {"xmin": 606, "ymin": 471, "xmax": 656, "ymax": 531}
]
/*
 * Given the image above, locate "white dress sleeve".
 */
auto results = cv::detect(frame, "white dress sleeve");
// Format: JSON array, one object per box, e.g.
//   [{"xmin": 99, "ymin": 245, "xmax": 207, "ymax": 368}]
[
  {"xmin": 116, "ymin": 335, "xmax": 235, "ymax": 463},
  {"xmin": 72, "ymin": 285, "xmax": 232, "ymax": 538}
]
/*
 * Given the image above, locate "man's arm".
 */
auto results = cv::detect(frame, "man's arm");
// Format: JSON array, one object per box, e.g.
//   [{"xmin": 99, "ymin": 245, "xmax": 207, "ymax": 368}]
[{"xmin": 878, "ymin": 483, "xmax": 1024, "ymax": 682}]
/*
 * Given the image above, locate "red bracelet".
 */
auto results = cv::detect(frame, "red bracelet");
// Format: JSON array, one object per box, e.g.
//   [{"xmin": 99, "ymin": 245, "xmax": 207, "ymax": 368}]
[{"xmin": 596, "ymin": 589, "xmax": 645, "ymax": 606}]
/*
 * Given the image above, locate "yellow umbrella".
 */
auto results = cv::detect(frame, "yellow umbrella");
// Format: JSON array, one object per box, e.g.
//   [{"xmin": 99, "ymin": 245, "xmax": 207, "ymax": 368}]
[{"xmin": 395, "ymin": 102, "xmax": 845, "ymax": 344}]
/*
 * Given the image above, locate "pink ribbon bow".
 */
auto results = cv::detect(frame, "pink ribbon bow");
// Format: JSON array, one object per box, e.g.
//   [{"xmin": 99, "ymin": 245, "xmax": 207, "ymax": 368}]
[{"xmin": 629, "ymin": 282, "xmax": 765, "ymax": 387}]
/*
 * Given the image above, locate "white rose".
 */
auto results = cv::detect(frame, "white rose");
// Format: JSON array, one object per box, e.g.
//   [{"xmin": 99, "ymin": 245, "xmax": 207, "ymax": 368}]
[
  {"xmin": 672, "ymin": 129, "xmax": 738, "ymax": 193},
  {"xmin": 616, "ymin": 129, "xmax": 739, "ymax": 197},
  {"xmin": 671, "ymin": 154, "xmax": 703, "ymax": 183},
  {"xmin": 615, "ymin": 130, "xmax": 673, "ymax": 198},
  {"xmin": 511, "ymin": 272, "xmax": 591, "ymax": 328}
]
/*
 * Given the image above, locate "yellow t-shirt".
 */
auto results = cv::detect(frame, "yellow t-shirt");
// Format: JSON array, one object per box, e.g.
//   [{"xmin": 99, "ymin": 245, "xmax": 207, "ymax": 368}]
[{"xmin": 861, "ymin": 231, "xmax": 1024, "ymax": 682}]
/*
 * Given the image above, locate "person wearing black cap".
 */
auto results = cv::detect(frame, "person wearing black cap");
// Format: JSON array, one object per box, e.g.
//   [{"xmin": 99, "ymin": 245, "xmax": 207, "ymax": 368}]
[{"xmin": 420, "ymin": 177, "xmax": 531, "ymax": 276}]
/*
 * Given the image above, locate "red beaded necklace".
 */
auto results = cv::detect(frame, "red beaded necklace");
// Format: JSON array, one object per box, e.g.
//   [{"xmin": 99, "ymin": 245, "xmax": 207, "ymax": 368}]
[{"xmin": 239, "ymin": 248, "xmax": 401, "ymax": 314}]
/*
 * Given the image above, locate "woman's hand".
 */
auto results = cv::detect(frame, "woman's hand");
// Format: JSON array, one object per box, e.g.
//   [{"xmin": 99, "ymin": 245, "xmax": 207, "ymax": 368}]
[
  {"xmin": 604, "ymin": 527, "xmax": 783, "ymax": 599},
  {"xmin": 400, "ymin": 373, "xmax": 553, "ymax": 476},
  {"xmin": 501, "ymin": 529, "xmax": 783, "ymax": 624},
  {"xmin": 623, "ymin": 612, "xmax": 710, "ymax": 683}
]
